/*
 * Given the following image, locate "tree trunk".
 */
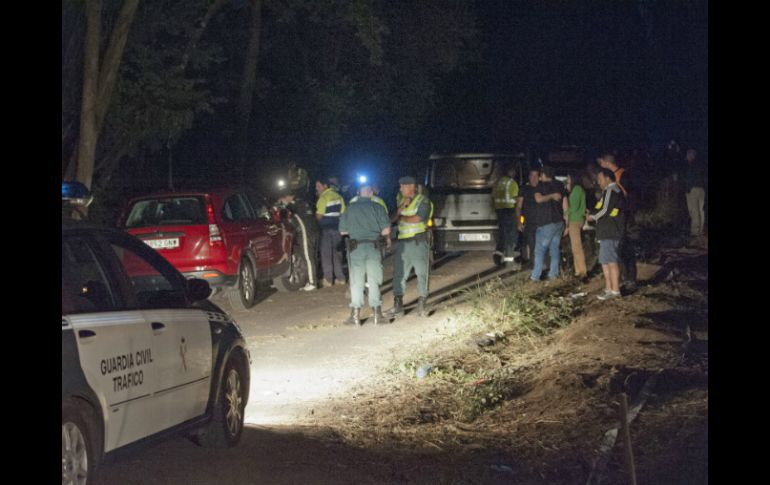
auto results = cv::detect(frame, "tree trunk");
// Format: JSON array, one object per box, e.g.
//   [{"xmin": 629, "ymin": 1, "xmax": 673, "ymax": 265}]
[
  {"xmin": 94, "ymin": 0, "xmax": 141, "ymax": 139},
  {"xmin": 75, "ymin": 0, "xmax": 102, "ymax": 190},
  {"xmin": 235, "ymin": 0, "xmax": 263, "ymax": 180},
  {"xmin": 180, "ymin": 0, "xmax": 229, "ymax": 72}
]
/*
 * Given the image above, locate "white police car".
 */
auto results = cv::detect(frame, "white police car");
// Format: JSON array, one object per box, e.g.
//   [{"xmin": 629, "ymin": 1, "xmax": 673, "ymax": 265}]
[{"xmin": 62, "ymin": 183, "xmax": 250, "ymax": 484}]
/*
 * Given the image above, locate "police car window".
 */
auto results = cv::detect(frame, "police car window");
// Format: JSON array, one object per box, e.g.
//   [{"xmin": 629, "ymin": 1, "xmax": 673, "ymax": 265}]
[
  {"xmin": 109, "ymin": 241, "xmax": 187, "ymax": 309},
  {"xmin": 62, "ymin": 236, "xmax": 117, "ymax": 313}
]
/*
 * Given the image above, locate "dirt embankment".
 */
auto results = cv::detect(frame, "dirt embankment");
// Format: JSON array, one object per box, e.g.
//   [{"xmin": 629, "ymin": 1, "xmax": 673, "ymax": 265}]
[{"xmin": 306, "ymin": 248, "xmax": 708, "ymax": 484}]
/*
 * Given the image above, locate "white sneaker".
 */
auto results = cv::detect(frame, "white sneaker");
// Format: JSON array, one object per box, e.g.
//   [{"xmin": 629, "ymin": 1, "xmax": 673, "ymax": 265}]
[
  {"xmin": 597, "ymin": 290, "xmax": 621, "ymax": 301},
  {"xmin": 301, "ymin": 283, "xmax": 317, "ymax": 291}
]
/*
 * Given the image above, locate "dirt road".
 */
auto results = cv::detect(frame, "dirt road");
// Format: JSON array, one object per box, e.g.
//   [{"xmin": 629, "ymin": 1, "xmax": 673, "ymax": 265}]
[
  {"xmin": 97, "ymin": 244, "xmax": 708, "ymax": 484},
  {"xmin": 100, "ymin": 251, "xmax": 516, "ymax": 484}
]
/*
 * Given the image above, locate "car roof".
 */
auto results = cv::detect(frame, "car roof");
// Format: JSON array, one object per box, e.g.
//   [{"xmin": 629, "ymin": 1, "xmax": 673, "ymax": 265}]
[{"xmin": 125, "ymin": 187, "xmax": 249, "ymax": 201}]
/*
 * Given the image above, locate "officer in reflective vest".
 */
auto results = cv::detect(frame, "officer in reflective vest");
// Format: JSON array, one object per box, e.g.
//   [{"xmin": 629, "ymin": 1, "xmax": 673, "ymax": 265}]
[
  {"xmin": 386, "ymin": 176, "xmax": 432, "ymax": 318},
  {"xmin": 339, "ymin": 181, "xmax": 392, "ymax": 326},
  {"xmin": 492, "ymin": 162, "xmax": 519, "ymax": 265},
  {"xmin": 315, "ymin": 178, "xmax": 346, "ymax": 286}
]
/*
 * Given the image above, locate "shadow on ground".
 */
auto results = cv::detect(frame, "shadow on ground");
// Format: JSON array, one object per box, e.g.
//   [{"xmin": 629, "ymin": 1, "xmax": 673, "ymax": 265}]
[{"xmin": 99, "ymin": 425, "xmax": 548, "ymax": 485}]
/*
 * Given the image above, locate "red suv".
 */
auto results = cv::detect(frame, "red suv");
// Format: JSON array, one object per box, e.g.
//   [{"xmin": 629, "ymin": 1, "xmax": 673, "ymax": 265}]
[{"xmin": 118, "ymin": 187, "xmax": 308, "ymax": 309}]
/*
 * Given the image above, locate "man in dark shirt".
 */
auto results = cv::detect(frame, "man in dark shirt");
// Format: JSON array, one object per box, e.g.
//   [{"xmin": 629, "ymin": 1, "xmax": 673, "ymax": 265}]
[
  {"xmin": 598, "ymin": 152, "xmax": 637, "ymax": 292},
  {"xmin": 587, "ymin": 168, "xmax": 626, "ymax": 300},
  {"xmin": 276, "ymin": 193, "xmax": 319, "ymax": 291},
  {"xmin": 530, "ymin": 166, "xmax": 566, "ymax": 281},
  {"xmin": 516, "ymin": 168, "xmax": 540, "ymax": 266}
]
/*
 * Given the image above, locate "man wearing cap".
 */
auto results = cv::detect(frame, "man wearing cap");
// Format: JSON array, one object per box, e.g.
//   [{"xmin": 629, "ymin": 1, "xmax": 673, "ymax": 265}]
[
  {"xmin": 386, "ymin": 176, "xmax": 432, "ymax": 318},
  {"xmin": 316, "ymin": 177, "xmax": 346, "ymax": 286},
  {"xmin": 339, "ymin": 182, "xmax": 391, "ymax": 326}
]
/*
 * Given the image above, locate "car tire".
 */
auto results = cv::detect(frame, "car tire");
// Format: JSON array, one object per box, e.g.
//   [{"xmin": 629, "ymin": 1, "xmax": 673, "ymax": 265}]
[
  {"xmin": 273, "ymin": 244, "xmax": 308, "ymax": 292},
  {"xmin": 62, "ymin": 400, "xmax": 101, "ymax": 485},
  {"xmin": 196, "ymin": 357, "xmax": 246, "ymax": 448},
  {"xmin": 228, "ymin": 258, "xmax": 257, "ymax": 310}
]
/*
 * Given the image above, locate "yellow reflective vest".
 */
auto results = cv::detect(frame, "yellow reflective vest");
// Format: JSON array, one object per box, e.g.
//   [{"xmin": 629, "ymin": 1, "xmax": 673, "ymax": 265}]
[
  {"xmin": 493, "ymin": 176, "xmax": 519, "ymax": 209},
  {"xmin": 398, "ymin": 194, "xmax": 430, "ymax": 239}
]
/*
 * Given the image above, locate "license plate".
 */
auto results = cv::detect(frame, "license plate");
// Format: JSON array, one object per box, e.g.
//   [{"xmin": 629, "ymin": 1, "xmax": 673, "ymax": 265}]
[
  {"xmin": 459, "ymin": 233, "xmax": 490, "ymax": 242},
  {"xmin": 144, "ymin": 238, "xmax": 180, "ymax": 250}
]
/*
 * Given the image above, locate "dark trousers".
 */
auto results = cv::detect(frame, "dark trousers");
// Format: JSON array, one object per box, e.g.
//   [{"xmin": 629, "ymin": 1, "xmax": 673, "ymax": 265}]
[
  {"xmin": 521, "ymin": 224, "xmax": 536, "ymax": 262},
  {"xmin": 619, "ymin": 236, "xmax": 637, "ymax": 285},
  {"xmin": 320, "ymin": 228, "xmax": 345, "ymax": 282},
  {"xmin": 495, "ymin": 208, "xmax": 516, "ymax": 258}
]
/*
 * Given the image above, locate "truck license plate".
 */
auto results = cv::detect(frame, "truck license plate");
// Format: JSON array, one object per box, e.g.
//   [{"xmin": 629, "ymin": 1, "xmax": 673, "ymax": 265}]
[
  {"xmin": 459, "ymin": 233, "xmax": 490, "ymax": 242},
  {"xmin": 144, "ymin": 238, "xmax": 180, "ymax": 250}
]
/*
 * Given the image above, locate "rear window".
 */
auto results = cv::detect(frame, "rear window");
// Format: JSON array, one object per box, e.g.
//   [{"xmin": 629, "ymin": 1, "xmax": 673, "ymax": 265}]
[
  {"xmin": 432, "ymin": 158, "xmax": 497, "ymax": 188},
  {"xmin": 431, "ymin": 157, "xmax": 524, "ymax": 189},
  {"xmin": 124, "ymin": 197, "xmax": 207, "ymax": 228}
]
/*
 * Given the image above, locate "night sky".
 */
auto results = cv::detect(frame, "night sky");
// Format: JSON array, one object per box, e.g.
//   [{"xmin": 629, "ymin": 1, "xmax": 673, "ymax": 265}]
[{"xmin": 426, "ymin": 0, "xmax": 707, "ymax": 154}]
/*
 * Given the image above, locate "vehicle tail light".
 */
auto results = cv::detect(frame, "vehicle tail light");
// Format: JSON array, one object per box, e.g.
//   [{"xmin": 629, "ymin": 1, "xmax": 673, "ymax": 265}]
[{"xmin": 206, "ymin": 197, "xmax": 223, "ymax": 247}]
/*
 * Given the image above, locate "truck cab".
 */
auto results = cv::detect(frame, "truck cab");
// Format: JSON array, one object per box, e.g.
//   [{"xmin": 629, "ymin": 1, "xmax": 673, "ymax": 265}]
[{"xmin": 426, "ymin": 153, "xmax": 528, "ymax": 253}]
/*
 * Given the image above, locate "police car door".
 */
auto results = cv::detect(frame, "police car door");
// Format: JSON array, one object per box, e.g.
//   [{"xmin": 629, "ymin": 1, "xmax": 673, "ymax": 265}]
[
  {"xmin": 62, "ymin": 233, "xmax": 158, "ymax": 452},
  {"xmin": 105, "ymin": 233, "xmax": 213, "ymax": 429}
]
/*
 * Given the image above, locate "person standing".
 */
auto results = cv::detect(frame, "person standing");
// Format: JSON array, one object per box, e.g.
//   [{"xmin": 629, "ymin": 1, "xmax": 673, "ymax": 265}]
[
  {"xmin": 339, "ymin": 182, "xmax": 391, "ymax": 326},
  {"xmin": 315, "ymin": 177, "xmax": 346, "ymax": 287},
  {"xmin": 587, "ymin": 168, "xmax": 626, "ymax": 300},
  {"xmin": 386, "ymin": 176, "xmax": 432, "ymax": 318},
  {"xmin": 350, "ymin": 184, "xmax": 388, "ymax": 214},
  {"xmin": 597, "ymin": 152, "xmax": 637, "ymax": 292},
  {"xmin": 516, "ymin": 168, "xmax": 540, "ymax": 266},
  {"xmin": 276, "ymin": 193, "xmax": 319, "ymax": 291},
  {"xmin": 493, "ymin": 162, "xmax": 520, "ymax": 266},
  {"xmin": 564, "ymin": 171, "xmax": 588, "ymax": 281},
  {"xmin": 684, "ymin": 148, "xmax": 706, "ymax": 238},
  {"xmin": 530, "ymin": 166, "xmax": 565, "ymax": 282}
]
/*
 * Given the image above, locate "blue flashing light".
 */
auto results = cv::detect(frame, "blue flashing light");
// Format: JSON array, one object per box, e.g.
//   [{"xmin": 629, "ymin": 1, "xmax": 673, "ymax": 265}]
[
  {"xmin": 62, "ymin": 181, "xmax": 90, "ymax": 199},
  {"xmin": 358, "ymin": 175, "xmax": 368, "ymax": 184},
  {"xmin": 62, "ymin": 181, "xmax": 93, "ymax": 207}
]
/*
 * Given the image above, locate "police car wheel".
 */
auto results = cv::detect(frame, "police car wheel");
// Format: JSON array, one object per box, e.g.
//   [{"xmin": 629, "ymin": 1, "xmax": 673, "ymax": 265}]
[
  {"xmin": 197, "ymin": 357, "xmax": 246, "ymax": 448},
  {"xmin": 228, "ymin": 259, "xmax": 257, "ymax": 310},
  {"xmin": 62, "ymin": 400, "xmax": 100, "ymax": 485}
]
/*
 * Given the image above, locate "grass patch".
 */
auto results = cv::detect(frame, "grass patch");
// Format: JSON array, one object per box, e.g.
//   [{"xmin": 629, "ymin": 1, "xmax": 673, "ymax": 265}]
[{"xmin": 384, "ymin": 277, "xmax": 583, "ymax": 422}]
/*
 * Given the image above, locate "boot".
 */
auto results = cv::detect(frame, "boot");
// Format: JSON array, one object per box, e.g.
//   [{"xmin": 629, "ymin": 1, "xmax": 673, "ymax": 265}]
[
  {"xmin": 373, "ymin": 306, "xmax": 390, "ymax": 325},
  {"xmin": 385, "ymin": 296, "xmax": 404, "ymax": 318},
  {"xmin": 417, "ymin": 297, "xmax": 428, "ymax": 317},
  {"xmin": 343, "ymin": 308, "xmax": 361, "ymax": 326}
]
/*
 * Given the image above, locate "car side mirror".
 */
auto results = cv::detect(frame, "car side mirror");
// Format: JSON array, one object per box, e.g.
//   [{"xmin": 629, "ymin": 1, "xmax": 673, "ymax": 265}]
[{"xmin": 186, "ymin": 278, "xmax": 212, "ymax": 302}]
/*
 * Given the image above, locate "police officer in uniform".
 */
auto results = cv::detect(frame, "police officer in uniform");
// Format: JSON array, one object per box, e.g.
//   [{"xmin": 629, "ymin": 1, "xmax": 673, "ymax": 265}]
[
  {"xmin": 386, "ymin": 176, "xmax": 432, "ymax": 318},
  {"xmin": 492, "ymin": 162, "xmax": 519, "ymax": 266},
  {"xmin": 339, "ymin": 180, "xmax": 391, "ymax": 326},
  {"xmin": 315, "ymin": 177, "xmax": 347, "ymax": 286}
]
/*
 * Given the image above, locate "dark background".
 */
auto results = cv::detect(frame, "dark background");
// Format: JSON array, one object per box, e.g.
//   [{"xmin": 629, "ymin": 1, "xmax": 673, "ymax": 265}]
[{"xmin": 61, "ymin": 0, "xmax": 708, "ymax": 218}]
